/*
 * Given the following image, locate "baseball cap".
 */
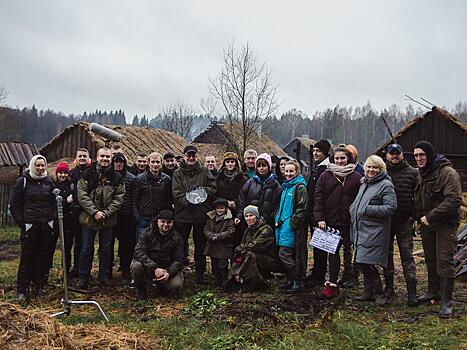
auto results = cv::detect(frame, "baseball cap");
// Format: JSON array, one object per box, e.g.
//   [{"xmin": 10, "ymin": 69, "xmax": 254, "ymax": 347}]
[{"xmin": 386, "ymin": 143, "xmax": 403, "ymax": 154}]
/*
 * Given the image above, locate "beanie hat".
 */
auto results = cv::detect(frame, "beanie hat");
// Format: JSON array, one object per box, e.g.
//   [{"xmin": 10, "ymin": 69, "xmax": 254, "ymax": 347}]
[
  {"xmin": 243, "ymin": 205, "xmax": 260, "ymax": 218},
  {"xmin": 56, "ymin": 162, "xmax": 70, "ymax": 174},
  {"xmin": 313, "ymin": 140, "xmax": 331, "ymax": 156},
  {"xmin": 414, "ymin": 141, "xmax": 435, "ymax": 168},
  {"xmin": 256, "ymin": 153, "xmax": 272, "ymax": 170}
]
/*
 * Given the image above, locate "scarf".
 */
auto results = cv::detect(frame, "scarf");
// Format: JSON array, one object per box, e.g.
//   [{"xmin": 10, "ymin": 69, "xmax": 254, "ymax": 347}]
[
  {"xmin": 28, "ymin": 155, "xmax": 48, "ymax": 180},
  {"xmin": 327, "ymin": 163, "xmax": 356, "ymax": 178}
]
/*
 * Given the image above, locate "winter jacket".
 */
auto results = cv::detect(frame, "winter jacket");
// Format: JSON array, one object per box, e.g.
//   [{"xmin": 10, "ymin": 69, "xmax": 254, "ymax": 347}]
[
  {"xmin": 70, "ymin": 164, "xmax": 90, "ymax": 214},
  {"xmin": 306, "ymin": 157, "xmax": 330, "ymax": 222},
  {"xmin": 129, "ymin": 163, "xmax": 148, "ymax": 176},
  {"xmin": 77, "ymin": 163, "xmax": 125, "ymax": 229},
  {"xmin": 203, "ymin": 209, "xmax": 235, "ymax": 259},
  {"xmin": 237, "ymin": 173, "xmax": 282, "ymax": 228},
  {"xmin": 414, "ymin": 157, "xmax": 462, "ymax": 228},
  {"xmin": 275, "ymin": 175, "xmax": 309, "ymax": 279},
  {"xmin": 132, "ymin": 171, "xmax": 172, "ymax": 221},
  {"xmin": 162, "ymin": 165, "xmax": 177, "ymax": 179},
  {"xmin": 10, "ymin": 171, "xmax": 56, "ymax": 227},
  {"xmin": 172, "ymin": 160, "xmax": 217, "ymax": 223},
  {"xmin": 215, "ymin": 168, "xmax": 246, "ymax": 207},
  {"xmin": 133, "ymin": 224, "xmax": 184, "ymax": 277},
  {"xmin": 313, "ymin": 169, "xmax": 362, "ymax": 229},
  {"xmin": 350, "ymin": 172, "xmax": 397, "ymax": 268},
  {"xmin": 54, "ymin": 179, "xmax": 78, "ymax": 218},
  {"xmin": 117, "ymin": 170, "xmax": 135, "ymax": 215},
  {"xmin": 235, "ymin": 219, "xmax": 277, "ymax": 260},
  {"xmin": 386, "ymin": 159, "xmax": 418, "ymax": 225}
]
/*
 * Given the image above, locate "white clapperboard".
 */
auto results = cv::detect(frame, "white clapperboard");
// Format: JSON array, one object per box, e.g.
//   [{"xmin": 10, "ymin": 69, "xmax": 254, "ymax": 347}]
[{"xmin": 310, "ymin": 227, "xmax": 342, "ymax": 255}]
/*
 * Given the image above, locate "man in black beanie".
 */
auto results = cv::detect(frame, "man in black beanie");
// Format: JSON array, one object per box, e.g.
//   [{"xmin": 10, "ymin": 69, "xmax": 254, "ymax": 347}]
[
  {"xmin": 413, "ymin": 141, "xmax": 462, "ymax": 318},
  {"xmin": 305, "ymin": 139, "xmax": 331, "ymax": 286}
]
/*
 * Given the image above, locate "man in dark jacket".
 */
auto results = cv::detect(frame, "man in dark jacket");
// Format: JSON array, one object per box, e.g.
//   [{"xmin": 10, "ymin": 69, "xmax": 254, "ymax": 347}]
[
  {"xmin": 162, "ymin": 151, "xmax": 178, "ymax": 178},
  {"xmin": 129, "ymin": 152, "xmax": 149, "ymax": 176},
  {"xmin": 112, "ymin": 153, "xmax": 136, "ymax": 282},
  {"xmin": 172, "ymin": 145, "xmax": 217, "ymax": 284},
  {"xmin": 68, "ymin": 148, "xmax": 91, "ymax": 277},
  {"xmin": 384, "ymin": 144, "xmax": 419, "ymax": 306},
  {"xmin": 413, "ymin": 141, "xmax": 462, "ymax": 318},
  {"xmin": 76, "ymin": 147, "xmax": 125, "ymax": 289},
  {"xmin": 305, "ymin": 139, "xmax": 331, "ymax": 286},
  {"xmin": 131, "ymin": 210, "xmax": 184, "ymax": 299}
]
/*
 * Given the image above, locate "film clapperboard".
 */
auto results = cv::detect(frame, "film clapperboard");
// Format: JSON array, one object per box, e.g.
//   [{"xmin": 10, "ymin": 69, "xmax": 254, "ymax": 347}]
[{"xmin": 310, "ymin": 227, "xmax": 342, "ymax": 254}]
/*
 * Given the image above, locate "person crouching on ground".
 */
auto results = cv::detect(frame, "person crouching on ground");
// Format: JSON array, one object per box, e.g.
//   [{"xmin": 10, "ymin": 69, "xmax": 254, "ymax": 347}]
[
  {"xmin": 275, "ymin": 160, "xmax": 308, "ymax": 293},
  {"xmin": 228, "ymin": 205, "xmax": 280, "ymax": 291},
  {"xmin": 350, "ymin": 155, "xmax": 397, "ymax": 305},
  {"xmin": 131, "ymin": 210, "xmax": 184, "ymax": 300},
  {"xmin": 203, "ymin": 197, "xmax": 235, "ymax": 287}
]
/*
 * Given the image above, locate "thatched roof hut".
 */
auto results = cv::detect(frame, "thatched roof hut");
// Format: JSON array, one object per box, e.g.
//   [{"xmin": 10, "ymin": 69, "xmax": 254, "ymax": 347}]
[{"xmin": 375, "ymin": 107, "xmax": 467, "ymax": 190}]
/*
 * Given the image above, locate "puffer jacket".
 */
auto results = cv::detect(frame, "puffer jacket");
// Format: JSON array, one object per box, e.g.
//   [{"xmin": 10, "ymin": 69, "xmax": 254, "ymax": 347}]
[
  {"xmin": 77, "ymin": 163, "xmax": 125, "ymax": 229},
  {"xmin": 133, "ymin": 224, "xmax": 184, "ymax": 277},
  {"xmin": 237, "ymin": 173, "xmax": 282, "ymax": 227},
  {"xmin": 10, "ymin": 171, "xmax": 56, "ymax": 227},
  {"xmin": 132, "ymin": 170, "xmax": 172, "ymax": 221},
  {"xmin": 172, "ymin": 160, "xmax": 217, "ymax": 223},
  {"xmin": 306, "ymin": 157, "xmax": 330, "ymax": 222},
  {"xmin": 414, "ymin": 157, "xmax": 462, "ymax": 228},
  {"xmin": 313, "ymin": 169, "xmax": 362, "ymax": 228},
  {"xmin": 386, "ymin": 159, "xmax": 418, "ymax": 225},
  {"xmin": 203, "ymin": 209, "xmax": 235, "ymax": 259},
  {"xmin": 215, "ymin": 168, "xmax": 246, "ymax": 207},
  {"xmin": 350, "ymin": 172, "xmax": 397, "ymax": 268}
]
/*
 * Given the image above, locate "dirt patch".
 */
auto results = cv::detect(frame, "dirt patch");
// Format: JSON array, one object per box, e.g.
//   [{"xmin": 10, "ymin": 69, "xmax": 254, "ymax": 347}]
[
  {"xmin": 0, "ymin": 239, "xmax": 20, "ymax": 261},
  {"xmin": 0, "ymin": 301, "xmax": 162, "ymax": 350}
]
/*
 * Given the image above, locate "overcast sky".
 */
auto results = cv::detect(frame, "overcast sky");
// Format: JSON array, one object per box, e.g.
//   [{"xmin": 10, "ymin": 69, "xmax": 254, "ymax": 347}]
[{"xmin": 1, "ymin": 0, "xmax": 466, "ymax": 121}]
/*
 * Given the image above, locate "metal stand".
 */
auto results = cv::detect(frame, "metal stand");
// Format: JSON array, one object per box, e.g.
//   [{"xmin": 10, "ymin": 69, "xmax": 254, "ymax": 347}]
[{"xmin": 50, "ymin": 189, "xmax": 109, "ymax": 322}]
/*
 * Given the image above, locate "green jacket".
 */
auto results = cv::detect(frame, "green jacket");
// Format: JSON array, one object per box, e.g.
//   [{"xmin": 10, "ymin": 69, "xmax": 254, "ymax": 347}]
[
  {"xmin": 414, "ymin": 160, "xmax": 462, "ymax": 228},
  {"xmin": 172, "ymin": 160, "xmax": 217, "ymax": 223},
  {"xmin": 77, "ymin": 164, "xmax": 125, "ymax": 230}
]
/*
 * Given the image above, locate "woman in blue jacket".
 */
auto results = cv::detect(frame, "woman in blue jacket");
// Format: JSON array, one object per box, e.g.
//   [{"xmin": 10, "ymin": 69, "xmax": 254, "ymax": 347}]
[{"xmin": 275, "ymin": 160, "xmax": 308, "ymax": 293}]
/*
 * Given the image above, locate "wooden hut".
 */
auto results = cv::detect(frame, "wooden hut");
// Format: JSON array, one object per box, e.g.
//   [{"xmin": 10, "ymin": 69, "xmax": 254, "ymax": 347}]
[
  {"xmin": 193, "ymin": 122, "xmax": 287, "ymax": 159},
  {"xmin": 0, "ymin": 142, "xmax": 40, "ymax": 225},
  {"xmin": 375, "ymin": 107, "xmax": 467, "ymax": 190},
  {"xmin": 282, "ymin": 137, "xmax": 317, "ymax": 167},
  {"xmin": 40, "ymin": 122, "xmax": 191, "ymax": 163}
]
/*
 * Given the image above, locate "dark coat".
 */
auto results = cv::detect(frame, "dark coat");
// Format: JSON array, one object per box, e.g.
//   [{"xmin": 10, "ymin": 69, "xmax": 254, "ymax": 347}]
[
  {"xmin": 133, "ymin": 224, "xmax": 184, "ymax": 277},
  {"xmin": 386, "ymin": 159, "xmax": 418, "ymax": 225},
  {"xmin": 414, "ymin": 157, "xmax": 462, "ymax": 228},
  {"xmin": 117, "ymin": 170, "xmax": 135, "ymax": 215},
  {"xmin": 203, "ymin": 209, "xmax": 235, "ymax": 259},
  {"xmin": 77, "ymin": 163, "xmax": 125, "ymax": 229},
  {"xmin": 313, "ymin": 169, "xmax": 362, "ymax": 228},
  {"xmin": 306, "ymin": 157, "xmax": 330, "ymax": 223},
  {"xmin": 70, "ymin": 164, "xmax": 90, "ymax": 215},
  {"xmin": 10, "ymin": 171, "xmax": 56, "ymax": 227},
  {"xmin": 172, "ymin": 160, "xmax": 217, "ymax": 223},
  {"xmin": 215, "ymin": 168, "xmax": 246, "ymax": 207},
  {"xmin": 162, "ymin": 165, "xmax": 176, "ymax": 178},
  {"xmin": 129, "ymin": 163, "xmax": 148, "ymax": 176},
  {"xmin": 132, "ymin": 171, "xmax": 172, "ymax": 221},
  {"xmin": 237, "ymin": 173, "xmax": 282, "ymax": 228},
  {"xmin": 54, "ymin": 179, "xmax": 78, "ymax": 218},
  {"xmin": 350, "ymin": 172, "xmax": 397, "ymax": 268}
]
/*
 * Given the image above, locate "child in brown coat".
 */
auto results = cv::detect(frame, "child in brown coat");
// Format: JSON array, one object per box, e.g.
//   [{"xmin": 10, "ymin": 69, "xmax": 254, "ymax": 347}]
[{"xmin": 203, "ymin": 198, "xmax": 235, "ymax": 287}]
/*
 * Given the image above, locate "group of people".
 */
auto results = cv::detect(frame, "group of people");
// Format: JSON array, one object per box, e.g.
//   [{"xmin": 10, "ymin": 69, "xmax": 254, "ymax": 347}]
[{"xmin": 10, "ymin": 139, "xmax": 462, "ymax": 318}]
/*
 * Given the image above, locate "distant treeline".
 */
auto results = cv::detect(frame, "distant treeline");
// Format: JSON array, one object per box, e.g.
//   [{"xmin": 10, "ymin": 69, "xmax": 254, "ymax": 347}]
[{"xmin": 1, "ymin": 101, "xmax": 466, "ymax": 160}]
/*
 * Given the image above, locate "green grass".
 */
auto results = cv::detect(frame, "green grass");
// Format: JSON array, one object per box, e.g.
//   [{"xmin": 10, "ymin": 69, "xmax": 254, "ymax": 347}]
[{"xmin": 0, "ymin": 225, "xmax": 466, "ymax": 350}]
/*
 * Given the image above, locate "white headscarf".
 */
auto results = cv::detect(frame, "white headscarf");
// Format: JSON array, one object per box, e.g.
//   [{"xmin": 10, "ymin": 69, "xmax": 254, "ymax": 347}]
[{"xmin": 28, "ymin": 155, "xmax": 48, "ymax": 180}]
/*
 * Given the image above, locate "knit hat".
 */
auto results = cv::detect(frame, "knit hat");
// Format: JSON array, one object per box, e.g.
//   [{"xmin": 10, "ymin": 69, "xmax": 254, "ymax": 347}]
[
  {"xmin": 56, "ymin": 162, "xmax": 70, "ymax": 174},
  {"xmin": 313, "ymin": 140, "xmax": 331, "ymax": 156},
  {"xmin": 414, "ymin": 141, "xmax": 435, "ymax": 168},
  {"xmin": 243, "ymin": 205, "xmax": 260, "ymax": 218},
  {"xmin": 256, "ymin": 153, "xmax": 272, "ymax": 170}
]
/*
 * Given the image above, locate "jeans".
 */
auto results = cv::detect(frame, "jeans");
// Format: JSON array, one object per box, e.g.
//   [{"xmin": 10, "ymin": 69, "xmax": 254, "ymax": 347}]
[
  {"xmin": 79, "ymin": 226, "xmax": 113, "ymax": 281},
  {"xmin": 175, "ymin": 222, "xmax": 207, "ymax": 275},
  {"xmin": 135, "ymin": 217, "xmax": 151, "ymax": 242}
]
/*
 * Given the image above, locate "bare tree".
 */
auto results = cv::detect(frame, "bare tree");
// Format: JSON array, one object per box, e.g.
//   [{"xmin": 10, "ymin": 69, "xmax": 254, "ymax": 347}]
[
  {"xmin": 209, "ymin": 41, "xmax": 279, "ymax": 156},
  {"xmin": 200, "ymin": 96, "xmax": 218, "ymax": 122},
  {"xmin": 0, "ymin": 86, "xmax": 8, "ymax": 106},
  {"xmin": 159, "ymin": 101, "xmax": 196, "ymax": 141}
]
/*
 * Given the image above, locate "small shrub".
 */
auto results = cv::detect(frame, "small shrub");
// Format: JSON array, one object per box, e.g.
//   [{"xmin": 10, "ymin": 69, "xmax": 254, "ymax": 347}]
[{"xmin": 186, "ymin": 290, "xmax": 229, "ymax": 317}]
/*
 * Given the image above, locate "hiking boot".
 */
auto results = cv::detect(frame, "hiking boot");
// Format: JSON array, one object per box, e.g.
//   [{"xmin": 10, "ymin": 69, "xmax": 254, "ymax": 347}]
[
  {"xmin": 286, "ymin": 280, "xmax": 303, "ymax": 294},
  {"xmin": 439, "ymin": 277, "xmax": 454, "ymax": 318},
  {"xmin": 406, "ymin": 279, "xmax": 419, "ymax": 307},
  {"xmin": 321, "ymin": 282, "xmax": 339, "ymax": 298},
  {"xmin": 355, "ymin": 276, "xmax": 375, "ymax": 302}
]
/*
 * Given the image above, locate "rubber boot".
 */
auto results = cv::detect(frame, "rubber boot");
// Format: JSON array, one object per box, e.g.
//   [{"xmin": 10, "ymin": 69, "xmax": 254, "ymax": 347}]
[
  {"xmin": 374, "ymin": 275, "xmax": 388, "ymax": 306},
  {"xmin": 355, "ymin": 275, "xmax": 375, "ymax": 301},
  {"xmin": 383, "ymin": 274, "xmax": 395, "ymax": 300},
  {"xmin": 136, "ymin": 283, "xmax": 147, "ymax": 300},
  {"xmin": 439, "ymin": 277, "xmax": 454, "ymax": 318},
  {"xmin": 279, "ymin": 267, "xmax": 294, "ymax": 290},
  {"xmin": 418, "ymin": 268, "xmax": 440, "ymax": 303},
  {"xmin": 406, "ymin": 279, "xmax": 419, "ymax": 307}
]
